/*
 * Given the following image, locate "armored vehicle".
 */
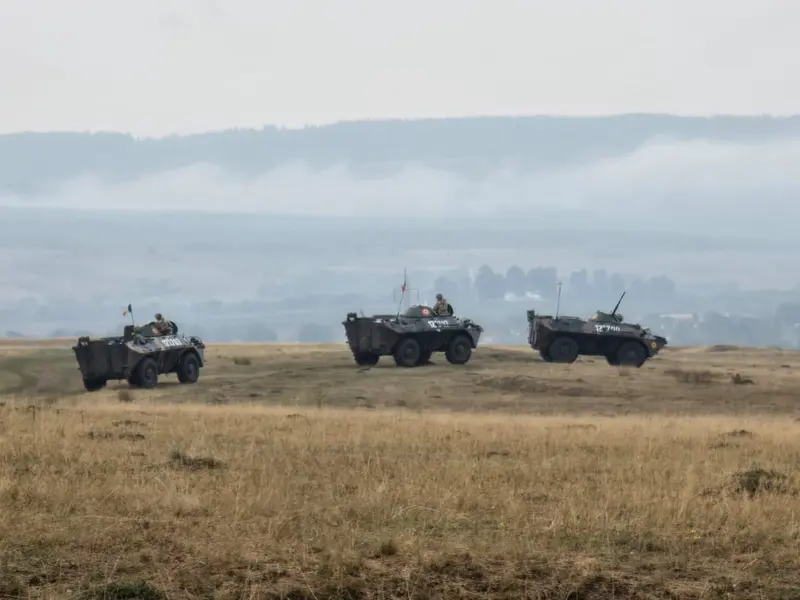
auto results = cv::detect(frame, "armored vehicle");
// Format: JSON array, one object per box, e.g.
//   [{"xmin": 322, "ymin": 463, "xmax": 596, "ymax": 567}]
[
  {"xmin": 342, "ymin": 304, "xmax": 484, "ymax": 367},
  {"xmin": 72, "ymin": 320, "xmax": 206, "ymax": 391},
  {"xmin": 526, "ymin": 292, "xmax": 668, "ymax": 367}
]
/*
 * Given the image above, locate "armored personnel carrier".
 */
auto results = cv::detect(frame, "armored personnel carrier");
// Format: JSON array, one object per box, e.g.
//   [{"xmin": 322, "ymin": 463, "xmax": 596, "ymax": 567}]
[
  {"xmin": 342, "ymin": 304, "xmax": 484, "ymax": 367},
  {"xmin": 526, "ymin": 292, "xmax": 668, "ymax": 367},
  {"xmin": 72, "ymin": 320, "xmax": 206, "ymax": 391}
]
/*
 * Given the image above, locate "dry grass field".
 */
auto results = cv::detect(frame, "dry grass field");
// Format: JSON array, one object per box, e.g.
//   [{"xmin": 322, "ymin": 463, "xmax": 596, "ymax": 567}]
[{"xmin": 2, "ymin": 340, "xmax": 800, "ymax": 599}]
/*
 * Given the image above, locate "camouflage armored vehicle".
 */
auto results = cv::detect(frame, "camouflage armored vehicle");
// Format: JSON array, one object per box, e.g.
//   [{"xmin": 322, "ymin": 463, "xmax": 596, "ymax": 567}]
[
  {"xmin": 72, "ymin": 320, "xmax": 206, "ymax": 391},
  {"xmin": 526, "ymin": 292, "xmax": 668, "ymax": 367},
  {"xmin": 342, "ymin": 304, "xmax": 484, "ymax": 367}
]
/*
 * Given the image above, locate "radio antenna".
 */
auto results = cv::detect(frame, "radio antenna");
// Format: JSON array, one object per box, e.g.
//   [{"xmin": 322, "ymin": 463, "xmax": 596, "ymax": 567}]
[{"xmin": 555, "ymin": 282, "xmax": 562, "ymax": 319}]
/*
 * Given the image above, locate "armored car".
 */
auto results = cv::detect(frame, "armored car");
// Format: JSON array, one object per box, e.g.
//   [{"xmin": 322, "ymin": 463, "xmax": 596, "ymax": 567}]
[
  {"xmin": 343, "ymin": 305, "xmax": 484, "ymax": 367},
  {"xmin": 73, "ymin": 321, "xmax": 206, "ymax": 391}
]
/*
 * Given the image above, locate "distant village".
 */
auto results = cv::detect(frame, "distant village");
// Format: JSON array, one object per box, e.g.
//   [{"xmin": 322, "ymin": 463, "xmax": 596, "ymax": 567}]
[{"xmin": 3, "ymin": 263, "xmax": 800, "ymax": 349}]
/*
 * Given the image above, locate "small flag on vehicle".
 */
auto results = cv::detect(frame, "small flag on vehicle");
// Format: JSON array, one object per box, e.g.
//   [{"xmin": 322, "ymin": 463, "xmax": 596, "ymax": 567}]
[{"xmin": 122, "ymin": 303, "xmax": 132, "ymax": 316}]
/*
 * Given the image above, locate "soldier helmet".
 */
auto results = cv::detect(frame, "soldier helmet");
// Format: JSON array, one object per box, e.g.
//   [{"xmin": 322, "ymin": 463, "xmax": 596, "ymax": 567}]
[
  {"xmin": 436, "ymin": 293, "xmax": 443, "ymax": 300},
  {"xmin": 154, "ymin": 313, "xmax": 162, "ymax": 320}
]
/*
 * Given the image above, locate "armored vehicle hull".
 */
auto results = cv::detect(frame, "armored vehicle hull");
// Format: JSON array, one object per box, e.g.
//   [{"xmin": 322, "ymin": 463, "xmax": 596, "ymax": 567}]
[
  {"xmin": 527, "ymin": 310, "xmax": 667, "ymax": 367},
  {"xmin": 73, "ymin": 322, "xmax": 206, "ymax": 391},
  {"xmin": 343, "ymin": 305, "xmax": 484, "ymax": 367}
]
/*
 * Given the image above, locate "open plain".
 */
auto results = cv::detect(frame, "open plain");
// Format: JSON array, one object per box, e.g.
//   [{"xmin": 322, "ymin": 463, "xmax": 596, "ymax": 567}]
[{"xmin": 2, "ymin": 340, "xmax": 800, "ymax": 599}]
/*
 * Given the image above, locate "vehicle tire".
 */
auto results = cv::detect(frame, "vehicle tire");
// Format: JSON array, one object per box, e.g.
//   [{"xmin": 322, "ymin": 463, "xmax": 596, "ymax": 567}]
[
  {"xmin": 83, "ymin": 377, "xmax": 107, "ymax": 392},
  {"xmin": 393, "ymin": 337, "xmax": 421, "ymax": 368},
  {"xmin": 445, "ymin": 335, "xmax": 472, "ymax": 365},
  {"xmin": 136, "ymin": 357, "xmax": 159, "ymax": 389},
  {"xmin": 605, "ymin": 354, "xmax": 620, "ymax": 366},
  {"xmin": 539, "ymin": 348, "xmax": 553, "ymax": 363},
  {"xmin": 177, "ymin": 352, "xmax": 200, "ymax": 384},
  {"xmin": 416, "ymin": 350, "xmax": 432, "ymax": 365},
  {"xmin": 547, "ymin": 336, "xmax": 580, "ymax": 363},
  {"xmin": 615, "ymin": 341, "xmax": 647, "ymax": 368},
  {"xmin": 354, "ymin": 352, "xmax": 380, "ymax": 367}
]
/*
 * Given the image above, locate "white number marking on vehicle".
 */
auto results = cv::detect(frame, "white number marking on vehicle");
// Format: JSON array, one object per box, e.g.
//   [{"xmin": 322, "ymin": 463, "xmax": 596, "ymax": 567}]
[{"xmin": 427, "ymin": 319, "xmax": 451, "ymax": 328}]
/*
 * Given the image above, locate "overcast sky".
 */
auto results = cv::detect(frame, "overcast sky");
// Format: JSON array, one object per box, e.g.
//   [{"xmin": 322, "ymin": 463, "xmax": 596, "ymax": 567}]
[{"xmin": 1, "ymin": 0, "xmax": 799, "ymax": 137}]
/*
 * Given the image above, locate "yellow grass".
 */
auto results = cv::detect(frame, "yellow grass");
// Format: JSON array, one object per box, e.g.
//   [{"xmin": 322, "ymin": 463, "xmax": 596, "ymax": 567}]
[{"xmin": 2, "ymin": 341, "xmax": 800, "ymax": 598}]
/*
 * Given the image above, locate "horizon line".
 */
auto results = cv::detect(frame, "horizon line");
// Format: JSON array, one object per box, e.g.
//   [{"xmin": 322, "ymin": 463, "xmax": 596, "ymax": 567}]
[{"xmin": 1, "ymin": 111, "xmax": 799, "ymax": 141}]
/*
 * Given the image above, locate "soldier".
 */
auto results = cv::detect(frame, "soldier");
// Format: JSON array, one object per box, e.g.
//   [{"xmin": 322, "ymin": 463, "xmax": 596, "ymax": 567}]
[
  {"xmin": 433, "ymin": 293, "xmax": 453, "ymax": 316},
  {"xmin": 153, "ymin": 313, "xmax": 174, "ymax": 336}
]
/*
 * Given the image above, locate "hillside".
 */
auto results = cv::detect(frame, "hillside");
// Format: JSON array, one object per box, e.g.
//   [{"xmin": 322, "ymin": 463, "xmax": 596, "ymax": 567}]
[
  {"xmin": 2, "ymin": 114, "xmax": 800, "ymax": 196},
  {"xmin": 1, "ymin": 340, "xmax": 796, "ymax": 415},
  {"xmin": 1, "ymin": 341, "xmax": 800, "ymax": 598}
]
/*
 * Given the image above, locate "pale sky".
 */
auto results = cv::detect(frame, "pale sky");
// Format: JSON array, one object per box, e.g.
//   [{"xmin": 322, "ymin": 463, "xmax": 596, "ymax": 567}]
[{"xmin": 2, "ymin": 0, "xmax": 799, "ymax": 137}]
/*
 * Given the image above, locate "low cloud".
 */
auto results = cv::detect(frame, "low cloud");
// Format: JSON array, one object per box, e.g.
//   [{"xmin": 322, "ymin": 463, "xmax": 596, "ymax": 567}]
[{"xmin": 3, "ymin": 137, "xmax": 800, "ymax": 235}]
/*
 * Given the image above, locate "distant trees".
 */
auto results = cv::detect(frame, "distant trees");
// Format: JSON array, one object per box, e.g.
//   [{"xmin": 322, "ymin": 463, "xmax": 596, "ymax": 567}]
[
  {"xmin": 775, "ymin": 303, "xmax": 800, "ymax": 326},
  {"xmin": 505, "ymin": 266, "xmax": 526, "ymax": 296},
  {"xmin": 433, "ymin": 275, "xmax": 460, "ymax": 299},
  {"xmin": 474, "ymin": 266, "xmax": 505, "ymax": 300},
  {"xmin": 466, "ymin": 263, "xmax": 676, "ymax": 306}
]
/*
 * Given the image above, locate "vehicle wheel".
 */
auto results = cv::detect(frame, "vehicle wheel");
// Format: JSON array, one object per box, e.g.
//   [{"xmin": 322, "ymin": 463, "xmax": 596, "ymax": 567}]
[
  {"xmin": 445, "ymin": 335, "xmax": 472, "ymax": 365},
  {"xmin": 615, "ymin": 341, "xmax": 647, "ymax": 368},
  {"xmin": 83, "ymin": 377, "xmax": 107, "ymax": 392},
  {"xmin": 547, "ymin": 336, "xmax": 580, "ymax": 363},
  {"xmin": 417, "ymin": 350, "xmax": 432, "ymax": 365},
  {"xmin": 605, "ymin": 354, "xmax": 620, "ymax": 366},
  {"xmin": 539, "ymin": 348, "xmax": 553, "ymax": 363},
  {"xmin": 393, "ymin": 338, "xmax": 421, "ymax": 368},
  {"xmin": 354, "ymin": 352, "xmax": 380, "ymax": 367},
  {"xmin": 177, "ymin": 352, "xmax": 200, "ymax": 383},
  {"xmin": 136, "ymin": 357, "xmax": 159, "ymax": 389},
  {"xmin": 127, "ymin": 372, "xmax": 140, "ymax": 387}
]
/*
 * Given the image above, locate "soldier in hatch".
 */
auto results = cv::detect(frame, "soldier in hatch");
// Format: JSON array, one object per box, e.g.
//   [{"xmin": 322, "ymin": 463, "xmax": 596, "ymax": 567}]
[
  {"xmin": 433, "ymin": 293, "xmax": 453, "ymax": 316},
  {"xmin": 591, "ymin": 310, "xmax": 623, "ymax": 323},
  {"xmin": 153, "ymin": 313, "xmax": 174, "ymax": 336}
]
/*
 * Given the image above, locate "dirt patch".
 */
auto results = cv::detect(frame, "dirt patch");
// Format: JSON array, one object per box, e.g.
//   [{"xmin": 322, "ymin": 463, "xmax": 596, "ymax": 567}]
[
  {"xmin": 0, "ymin": 349, "xmax": 83, "ymax": 396},
  {"xmin": 479, "ymin": 348, "xmax": 537, "ymax": 364},
  {"xmin": 112, "ymin": 419, "xmax": 148, "ymax": 428},
  {"xmin": 725, "ymin": 429, "xmax": 755, "ymax": 438},
  {"xmin": 474, "ymin": 374, "xmax": 549, "ymax": 394},
  {"xmin": 474, "ymin": 375, "xmax": 602, "ymax": 398},
  {"xmin": 168, "ymin": 449, "xmax": 224, "ymax": 471},
  {"xmin": 78, "ymin": 581, "xmax": 167, "ymax": 600},
  {"xmin": 708, "ymin": 430, "xmax": 756, "ymax": 449},
  {"xmin": 732, "ymin": 466, "xmax": 791, "ymax": 498},
  {"xmin": 85, "ymin": 430, "xmax": 146, "ymax": 441},
  {"xmin": 664, "ymin": 368, "xmax": 718, "ymax": 384},
  {"xmin": 551, "ymin": 423, "xmax": 597, "ymax": 431}
]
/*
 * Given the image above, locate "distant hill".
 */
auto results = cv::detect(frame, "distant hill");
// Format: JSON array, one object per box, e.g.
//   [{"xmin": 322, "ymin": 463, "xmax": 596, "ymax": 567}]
[{"xmin": 2, "ymin": 114, "xmax": 800, "ymax": 196}]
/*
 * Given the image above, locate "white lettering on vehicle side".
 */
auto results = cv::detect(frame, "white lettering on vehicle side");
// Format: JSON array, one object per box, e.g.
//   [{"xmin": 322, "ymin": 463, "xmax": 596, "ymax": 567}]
[
  {"xmin": 427, "ymin": 320, "xmax": 451, "ymax": 328},
  {"xmin": 594, "ymin": 324, "xmax": 621, "ymax": 333},
  {"xmin": 160, "ymin": 337, "xmax": 183, "ymax": 347}
]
